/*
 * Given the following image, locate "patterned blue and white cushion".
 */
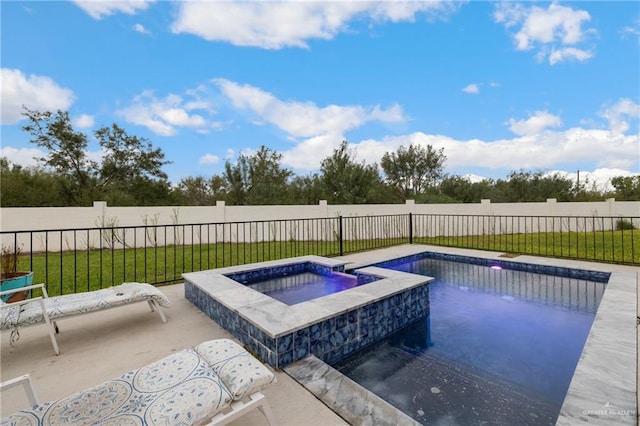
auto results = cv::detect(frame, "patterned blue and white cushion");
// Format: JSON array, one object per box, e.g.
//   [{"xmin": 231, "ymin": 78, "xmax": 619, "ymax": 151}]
[
  {"xmin": 194, "ymin": 339, "xmax": 277, "ymax": 401},
  {"xmin": 0, "ymin": 283, "xmax": 171, "ymax": 330},
  {"xmin": 1, "ymin": 349, "xmax": 232, "ymax": 426}
]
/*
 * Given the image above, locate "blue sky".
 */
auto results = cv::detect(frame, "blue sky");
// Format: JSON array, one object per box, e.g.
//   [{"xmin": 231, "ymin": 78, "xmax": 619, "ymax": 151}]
[{"xmin": 2, "ymin": 1, "xmax": 639, "ymax": 189}]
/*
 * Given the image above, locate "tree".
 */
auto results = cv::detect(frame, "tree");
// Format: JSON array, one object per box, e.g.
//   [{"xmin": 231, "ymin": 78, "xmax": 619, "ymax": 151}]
[
  {"xmin": 95, "ymin": 124, "xmax": 171, "ymax": 205},
  {"xmin": 435, "ymin": 176, "xmax": 499, "ymax": 203},
  {"xmin": 223, "ymin": 156, "xmax": 249, "ymax": 205},
  {"xmin": 288, "ymin": 174, "xmax": 324, "ymax": 205},
  {"xmin": 0, "ymin": 157, "xmax": 69, "ymax": 206},
  {"xmin": 175, "ymin": 176, "xmax": 213, "ymax": 205},
  {"xmin": 172, "ymin": 174, "xmax": 229, "ymax": 206},
  {"xmin": 495, "ymin": 170, "xmax": 574, "ymax": 202},
  {"xmin": 246, "ymin": 146, "xmax": 293, "ymax": 205},
  {"xmin": 320, "ymin": 141, "xmax": 385, "ymax": 204},
  {"xmin": 611, "ymin": 176, "xmax": 640, "ymax": 201},
  {"xmin": 21, "ymin": 108, "xmax": 172, "ymax": 206},
  {"xmin": 223, "ymin": 146, "xmax": 292, "ymax": 205},
  {"xmin": 438, "ymin": 175, "xmax": 472, "ymax": 203},
  {"xmin": 380, "ymin": 144, "xmax": 446, "ymax": 199},
  {"xmin": 22, "ymin": 108, "xmax": 97, "ymax": 204},
  {"xmin": 209, "ymin": 175, "xmax": 228, "ymax": 202}
]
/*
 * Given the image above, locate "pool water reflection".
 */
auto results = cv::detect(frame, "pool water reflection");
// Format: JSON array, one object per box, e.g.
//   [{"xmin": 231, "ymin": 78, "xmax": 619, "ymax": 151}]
[{"xmin": 333, "ymin": 257, "xmax": 606, "ymax": 425}]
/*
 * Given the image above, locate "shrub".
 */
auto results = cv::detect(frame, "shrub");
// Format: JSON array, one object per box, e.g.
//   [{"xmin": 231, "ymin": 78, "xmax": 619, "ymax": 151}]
[
  {"xmin": 616, "ymin": 218, "xmax": 635, "ymax": 230},
  {"xmin": 1, "ymin": 245, "xmax": 22, "ymax": 275}
]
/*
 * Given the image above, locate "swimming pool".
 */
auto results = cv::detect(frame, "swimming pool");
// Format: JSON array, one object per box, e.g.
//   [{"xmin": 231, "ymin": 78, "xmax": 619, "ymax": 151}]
[
  {"xmin": 331, "ymin": 255, "xmax": 606, "ymax": 425},
  {"xmin": 185, "ymin": 247, "xmax": 636, "ymax": 424}
]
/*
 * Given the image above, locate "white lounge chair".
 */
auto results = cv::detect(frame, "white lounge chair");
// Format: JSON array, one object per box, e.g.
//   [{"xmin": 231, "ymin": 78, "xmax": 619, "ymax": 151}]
[
  {"xmin": 0, "ymin": 282, "xmax": 171, "ymax": 355},
  {"xmin": 1, "ymin": 339, "xmax": 277, "ymax": 425}
]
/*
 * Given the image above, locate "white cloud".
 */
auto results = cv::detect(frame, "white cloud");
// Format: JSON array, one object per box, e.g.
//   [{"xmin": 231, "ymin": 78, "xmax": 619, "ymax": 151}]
[
  {"xmin": 283, "ymin": 120, "xmax": 640, "ymax": 174},
  {"xmin": 273, "ymin": 98, "xmax": 638, "ymax": 174},
  {"xmin": 550, "ymin": 168, "xmax": 639, "ymax": 192},
  {"xmin": 507, "ymin": 111, "xmax": 563, "ymax": 136},
  {"xmin": 199, "ymin": 154, "xmax": 220, "ymax": 165},
  {"xmin": 117, "ymin": 89, "xmax": 214, "ymax": 136},
  {"xmin": 347, "ymin": 125, "xmax": 638, "ymax": 174},
  {"xmin": 462, "ymin": 84, "xmax": 479, "ymax": 94},
  {"xmin": 494, "ymin": 2, "xmax": 594, "ymax": 65},
  {"xmin": 211, "ymin": 78, "xmax": 406, "ymax": 169},
  {"xmin": 159, "ymin": 108, "xmax": 205, "ymax": 127},
  {"xmin": 172, "ymin": 1, "xmax": 460, "ymax": 49},
  {"xmin": 462, "ymin": 173, "xmax": 488, "ymax": 184},
  {"xmin": 73, "ymin": 0, "xmax": 154, "ymax": 20},
  {"xmin": 621, "ymin": 19, "xmax": 640, "ymax": 39},
  {"xmin": 214, "ymin": 78, "xmax": 404, "ymax": 140},
  {"xmin": 86, "ymin": 149, "xmax": 105, "ymax": 165},
  {"xmin": 73, "ymin": 114, "xmax": 95, "ymax": 129},
  {"xmin": 599, "ymin": 98, "xmax": 640, "ymax": 135},
  {"xmin": 212, "ymin": 81, "xmax": 636, "ymax": 174},
  {"xmin": 281, "ymin": 133, "xmax": 346, "ymax": 170},
  {"xmin": 548, "ymin": 47, "xmax": 592, "ymax": 65},
  {"xmin": 134, "ymin": 23, "xmax": 150, "ymax": 35},
  {"xmin": 0, "ymin": 68, "xmax": 75, "ymax": 124},
  {"xmin": 0, "ymin": 147, "xmax": 43, "ymax": 168}
]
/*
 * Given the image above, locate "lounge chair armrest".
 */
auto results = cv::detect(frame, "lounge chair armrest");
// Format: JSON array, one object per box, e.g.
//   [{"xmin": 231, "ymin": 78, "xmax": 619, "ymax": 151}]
[
  {"xmin": 0, "ymin": 374, "xmax": 40, "ymax": 407},
  {"xmin": 0, "ymin": 283, "xmax": 47, "ymax": 299}
]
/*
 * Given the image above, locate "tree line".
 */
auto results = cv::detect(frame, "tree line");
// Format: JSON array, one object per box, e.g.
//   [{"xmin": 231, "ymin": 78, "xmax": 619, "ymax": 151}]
[{"xmin": 1, "ymin": 109, "xmax": 638, "ymax": 207}]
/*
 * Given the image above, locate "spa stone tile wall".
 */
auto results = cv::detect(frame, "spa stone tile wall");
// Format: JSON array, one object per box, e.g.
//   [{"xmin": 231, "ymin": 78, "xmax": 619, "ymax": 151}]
[
  {"xmin": 185, "ymin": 280, "xmax": 430, "ymax": 369},
  {"xmin": 224, "ymin": 261, "xmax": 340, "ymax": 284}
]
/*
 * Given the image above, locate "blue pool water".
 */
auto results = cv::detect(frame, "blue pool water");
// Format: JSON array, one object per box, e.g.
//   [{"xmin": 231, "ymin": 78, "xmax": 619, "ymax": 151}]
[
  {"xmin": 247, "ymin": 271, "xmax": 362, "ymax": 305},
  {"xmin": 333, "ymin": 257, "xmax": 606, "ymax": 425}
]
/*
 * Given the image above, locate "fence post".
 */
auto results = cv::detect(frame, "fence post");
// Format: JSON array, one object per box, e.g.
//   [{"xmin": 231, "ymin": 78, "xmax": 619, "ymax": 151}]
[
  {"xmin": 409, "ymin": 213, "xmax": 413, "ymax": 244},
  {"xmin": 339, "ymin": 216, "xmax": 344, "ymax": 256}
]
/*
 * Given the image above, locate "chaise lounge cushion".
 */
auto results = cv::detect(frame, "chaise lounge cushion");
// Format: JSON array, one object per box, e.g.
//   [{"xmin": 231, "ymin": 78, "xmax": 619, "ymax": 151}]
[
  {"xmin": 2, "ymin": 349, "xmax": 232, "ymax": 425},
  {"xmin": 195, "ymin": 339, "xmax": 277, "ymax": 401},
  {"xmin": 0, "ymin": 283, "xmax": 171, "ymax": 330}
]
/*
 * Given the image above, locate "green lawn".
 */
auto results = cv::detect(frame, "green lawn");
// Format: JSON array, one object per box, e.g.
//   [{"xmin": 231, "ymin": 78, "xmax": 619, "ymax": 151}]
[
  {"xmin": 14, "ymin": 229, "xmax": 637, "ymax": 297},
  {"xmin": 414, "ymin": 229, "xmax": 639, "ymax": 265},
  {"xmin": 18, "ymin": 237, "xmax": 404, "ymax": 296}
]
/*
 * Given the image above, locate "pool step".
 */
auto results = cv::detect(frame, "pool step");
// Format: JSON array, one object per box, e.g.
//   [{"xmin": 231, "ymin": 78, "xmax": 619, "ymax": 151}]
[
  {"xmin": 284, "ymin": 355, "xmax": 420, "ymax": 426},
  {"xmin": 334, "ymin": 342, "xmax": 560, "ymax": 425}
]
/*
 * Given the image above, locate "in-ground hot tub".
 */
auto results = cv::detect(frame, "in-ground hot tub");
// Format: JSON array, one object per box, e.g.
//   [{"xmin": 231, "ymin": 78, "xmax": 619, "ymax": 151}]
[
  {"xmin": 183, "ymin": 255, "xmax": 433, "ymax": 368},
  {"xmin": 224, "ymin": 261, "xmax": 380, "ymax": 305}
]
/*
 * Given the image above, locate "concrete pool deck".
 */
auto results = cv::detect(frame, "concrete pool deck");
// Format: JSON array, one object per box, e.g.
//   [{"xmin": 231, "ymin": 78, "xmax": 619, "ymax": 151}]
[
  {"xmin": 1, "ymin": 244, "xmax": 638, "ymax": 425},
  {"xmin": 0, "ymin": 282, "xmax": 347, "ymax": 425}
]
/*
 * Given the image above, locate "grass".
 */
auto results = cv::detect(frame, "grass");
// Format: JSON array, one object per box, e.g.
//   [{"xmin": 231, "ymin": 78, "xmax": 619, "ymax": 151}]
[
  {"xmin": 14, "ymin": 229, "xmax": 637, "ymax": 297},
  {"xmin": 17, "ymin": 237, "xmax": 403, "ymax": 297},
  {"xmin": 414, "ymin": 229, "xmax": 639, "ymax": 265}
]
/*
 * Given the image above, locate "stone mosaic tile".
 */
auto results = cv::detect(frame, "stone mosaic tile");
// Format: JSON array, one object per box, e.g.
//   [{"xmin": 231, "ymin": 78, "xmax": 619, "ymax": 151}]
[{"xmin": 184, "ymin": 256, "xmax": 433, "ymax": 369}]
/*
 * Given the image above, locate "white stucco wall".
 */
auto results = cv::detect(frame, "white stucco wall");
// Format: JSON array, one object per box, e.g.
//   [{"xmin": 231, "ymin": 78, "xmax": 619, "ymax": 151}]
[
  {"xmin": 1, "ymin": 199, "xmax": 637, "ymax": 252},
  {"xmin": 1, "ymin": 199, "xmax": 638, "ymax": 232}
]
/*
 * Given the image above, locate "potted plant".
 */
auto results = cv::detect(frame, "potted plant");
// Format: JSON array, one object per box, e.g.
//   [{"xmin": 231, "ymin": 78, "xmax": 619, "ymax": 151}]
[{"xmin": 1, "ymin": 244, "xmax": 34, "ymax": 303}]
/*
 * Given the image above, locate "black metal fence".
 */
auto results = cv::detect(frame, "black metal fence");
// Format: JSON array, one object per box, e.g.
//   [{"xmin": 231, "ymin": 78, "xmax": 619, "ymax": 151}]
[
  {"xmin": 412, "ymin": 214, "xmax": 638, "ymax": 265},
  {"xmin": 1, "ymin": 213, "xmax": 637, "ymax": 296}
]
